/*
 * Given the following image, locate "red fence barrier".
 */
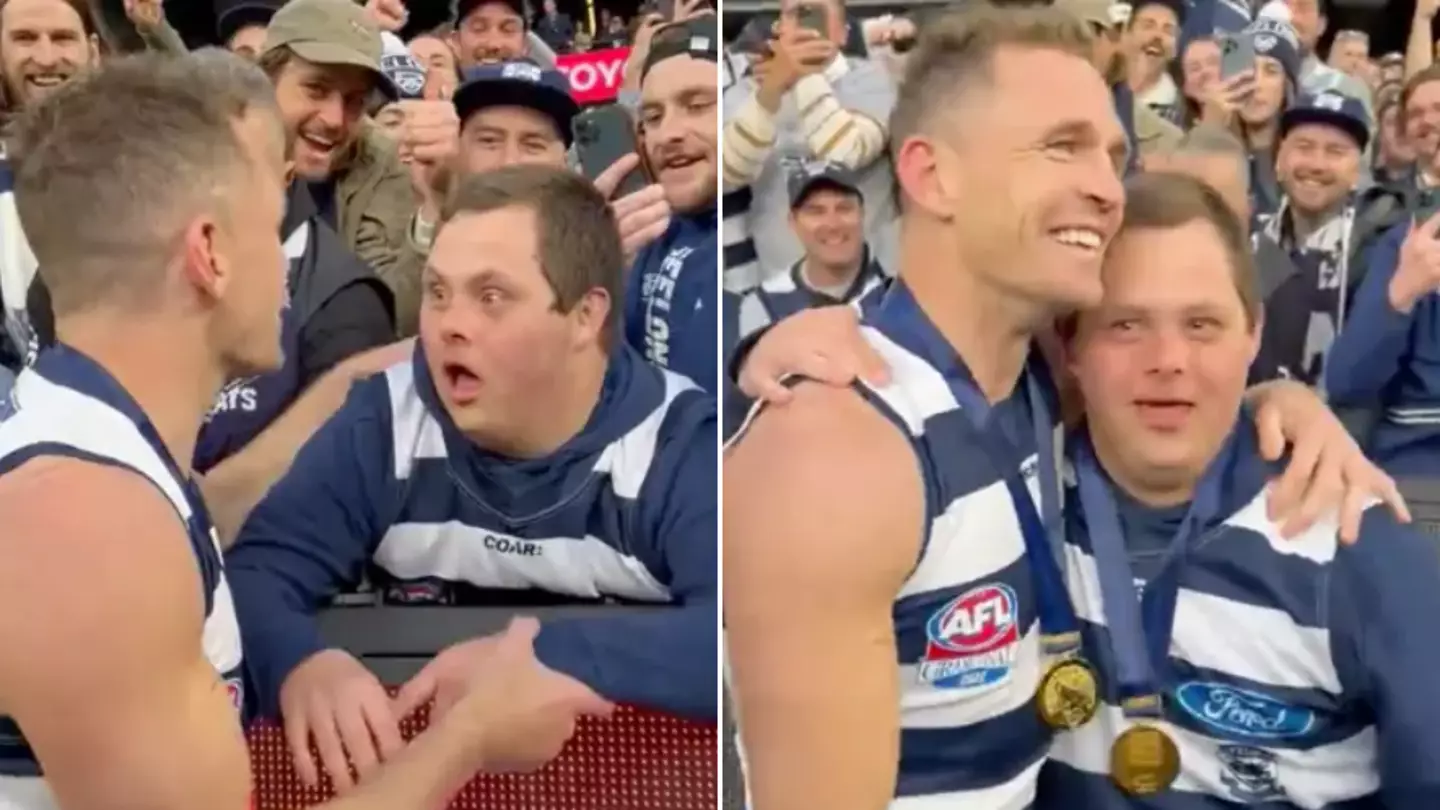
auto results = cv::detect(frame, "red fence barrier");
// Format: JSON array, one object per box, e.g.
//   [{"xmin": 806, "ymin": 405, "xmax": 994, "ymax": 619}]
[{"xmin": 247, "ymin": 704, "xmax": 717, "ymax": 810}]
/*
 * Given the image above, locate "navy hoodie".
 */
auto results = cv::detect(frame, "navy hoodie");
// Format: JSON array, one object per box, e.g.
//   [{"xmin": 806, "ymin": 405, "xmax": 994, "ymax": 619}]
[
  {"xmin": 225, "ymin": 342, "xmax": 718, "ymax": 720},
  {"xmin": 625, "ymin": 209, "xmax": 719, "ymax": 394}
]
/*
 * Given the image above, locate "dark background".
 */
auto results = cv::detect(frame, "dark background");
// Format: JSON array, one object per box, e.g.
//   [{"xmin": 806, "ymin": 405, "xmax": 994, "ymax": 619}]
[{"xmin": 95, "ymin": 0, "xmax": 645, "ymax": 48}]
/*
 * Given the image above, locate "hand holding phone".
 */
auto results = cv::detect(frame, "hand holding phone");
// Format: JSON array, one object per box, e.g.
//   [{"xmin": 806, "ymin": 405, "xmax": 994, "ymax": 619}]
[{"xmin": 574, "ymin": 105, "xmax": 650, "ymax": 199}]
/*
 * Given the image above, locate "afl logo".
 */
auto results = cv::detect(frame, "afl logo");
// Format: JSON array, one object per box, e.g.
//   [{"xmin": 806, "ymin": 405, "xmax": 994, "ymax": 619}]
[{"xmin": 918, "ymin": 583, "xmax": 1021, "ymax": 690}]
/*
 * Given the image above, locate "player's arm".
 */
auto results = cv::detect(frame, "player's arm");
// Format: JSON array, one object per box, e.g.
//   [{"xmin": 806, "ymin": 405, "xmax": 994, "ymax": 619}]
[
  {"xmin": 1329, "ymin": 509, "xmax": 1440, "ymax": 803},
  {"xmin": 0, "ymin": 458, "xmax": 254, "ymax": 810},
  {"xmin": 225, "ymin": 375, "xmax": 395, "ymax": 718},
  {"xmin": 725, "ymin": 383, "xmax": 921, "ymax": 810}
]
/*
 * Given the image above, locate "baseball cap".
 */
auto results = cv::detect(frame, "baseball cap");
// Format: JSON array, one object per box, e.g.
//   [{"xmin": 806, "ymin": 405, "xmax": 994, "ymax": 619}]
[
  {"xmin": 380, "ymin": 31, "xmax": 427, "ymax": 100},
  {"xmin": 1053, "ymin": 0, "xmax": 1131, "ymax": 30},
  {"xmin": 216, "ymin": 0, "xmax": 281, "ymax": 45},
  {"xmin": 1280, "ymin": 91, "xmax": 1371, "ymax": 151},
  {"xmin": 454, "ymin": 0, "xmax": 527, "ymax": 25},
  {"xmin": 641, "ymin": 14, "xmax": 718, "ymax": 83},
  {"xmin": 788, "ymin": 161, "xmax": 861, "ymax": 209},
  {"xmin": 263, "ymin": 0, "xmax": 397, "ymax": 100},
  {"xmin": 453, "ymin": 61, "xmax": 580, "ymax": 145}
]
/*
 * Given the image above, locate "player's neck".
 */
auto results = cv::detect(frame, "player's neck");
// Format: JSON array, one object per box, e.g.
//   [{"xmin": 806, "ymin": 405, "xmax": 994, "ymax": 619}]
[
  {"xmin": 900, "ymin": 238, "xmax": 1044, "ymax": 404},
  {"xmin": 55, "ymin": 314, "xmax": 221, "ymax": 476}
]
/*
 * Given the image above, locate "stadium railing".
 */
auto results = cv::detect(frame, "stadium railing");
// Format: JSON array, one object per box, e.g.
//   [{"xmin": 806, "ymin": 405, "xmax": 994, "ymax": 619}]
[{"xmin": 246, "ymin": 605, "xmax": 718, "ymax": 810}]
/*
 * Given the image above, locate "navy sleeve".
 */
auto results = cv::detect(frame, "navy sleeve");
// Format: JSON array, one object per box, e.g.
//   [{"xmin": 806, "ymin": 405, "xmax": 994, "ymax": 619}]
[
  {"xmin": 225, "ymin": 374, "xmax": 396, "ymax": 719},
  {"xmin": 1328, "ymin": 508, "xmax": 1440, "ymax": 802},
  {"xmin": 1325, "ymin": 224, "xmax": 1419, "ymax": 404},
  {"xmin": 531, "ymin": 394, "xmax": 718, "ymax": 720}
]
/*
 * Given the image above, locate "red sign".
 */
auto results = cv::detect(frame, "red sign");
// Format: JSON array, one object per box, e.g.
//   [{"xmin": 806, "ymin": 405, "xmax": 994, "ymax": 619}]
[{"xmin": 556, "ymin": 47, "xmax": 631, "ymax": 104}]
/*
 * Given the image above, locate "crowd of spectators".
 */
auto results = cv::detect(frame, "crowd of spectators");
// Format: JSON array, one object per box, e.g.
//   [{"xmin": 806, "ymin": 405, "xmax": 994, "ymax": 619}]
[
  {"xmin": 720, "ymin": 0, "xmax": 1440, "ymax": 479},
  {"xmin": 0, "ymin": 0, "xmax": 719, "ymax": 805}
]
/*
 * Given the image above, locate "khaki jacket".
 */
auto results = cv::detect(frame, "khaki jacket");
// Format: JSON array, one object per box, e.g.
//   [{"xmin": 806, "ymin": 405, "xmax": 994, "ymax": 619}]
[
  {"xmin": 333, "ymin": 127, "xmax": 427, "ymax": 337},
  {"xmin": 1133, "ymin": 104, "xmax": 1184, "ymax": 160}
]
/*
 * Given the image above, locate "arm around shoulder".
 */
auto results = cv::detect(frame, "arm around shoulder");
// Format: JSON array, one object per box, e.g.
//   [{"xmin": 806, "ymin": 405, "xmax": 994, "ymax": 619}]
[{"xmin": 724, "ymin": 382, "xmax": 922, "ymax": 810}]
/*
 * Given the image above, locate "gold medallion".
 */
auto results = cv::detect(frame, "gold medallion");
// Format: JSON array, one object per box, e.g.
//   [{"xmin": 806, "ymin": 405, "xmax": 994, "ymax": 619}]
[
  {"xmin": 1035, "ymin": 658, "xmax": 1099, "ymax": 730},
  {"xmin": 1110, "ymin": 724, "xmax": 1180, "ymax": 795}
]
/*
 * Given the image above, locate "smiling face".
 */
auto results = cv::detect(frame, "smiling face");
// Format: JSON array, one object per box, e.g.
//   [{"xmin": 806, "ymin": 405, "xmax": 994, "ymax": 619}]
[
  {"xmin": 0, "ymin": 0, "xmax": 97, "ymax": 109},
  {"xmin": 1070, "ymin": 216, "xmax": 1259, "ymax": 502},
  {"xmin": 1277, "ymin": 121, "xmax": 1361, "ymax": 218},
  {"xmin": 901, "ymin": 44, "xmax": 1128, "ymax": 313},
  {"xmin": 790, "ymin": 186, "xmax": 864, "ymax": 271},
  {"xmin": 269, "ymin": 53, "xmax": 377, "ymax": 180},
  {"xmin": 639, "ymin": 53, "xmax": 718, "ymax": 214}
]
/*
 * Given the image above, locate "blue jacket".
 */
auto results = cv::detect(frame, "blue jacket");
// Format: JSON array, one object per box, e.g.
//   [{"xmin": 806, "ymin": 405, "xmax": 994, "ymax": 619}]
[
  {"xmin": 226, "ymin": 343, "xmax": 718, "ymax": 720},
  {"xmin": 625, "ymin": 209, "xmax": 719, "ymax": 395},
  {"xmin": 1324, "ymin": 222, "xmax": 1440, "ymax": 475}
]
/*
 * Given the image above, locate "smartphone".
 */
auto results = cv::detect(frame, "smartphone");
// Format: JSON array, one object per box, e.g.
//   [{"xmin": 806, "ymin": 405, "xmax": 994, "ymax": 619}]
[
  {"xmin": 1220, "ymin": 35, "xmax": 1255, "ymax": 80},
  {"xmin": 573, "ymin": 105, "xmax": 650, "ymax": 199},
  {"xmin": 795, "ymin": 3, "xmax": 828, "ymax": 34},
  {"xmin": 732, "ymin": 19, "xmax": 773, "ymax": 57}
]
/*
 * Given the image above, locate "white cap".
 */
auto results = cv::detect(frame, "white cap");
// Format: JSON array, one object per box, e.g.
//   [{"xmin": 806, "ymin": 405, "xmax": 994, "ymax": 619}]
[{"xmin": 1257, "ymin": 1, "xmax": 1292, "ymax": 23}]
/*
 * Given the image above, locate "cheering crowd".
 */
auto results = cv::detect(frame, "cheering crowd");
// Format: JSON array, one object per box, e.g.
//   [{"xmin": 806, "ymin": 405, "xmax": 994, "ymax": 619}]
[
  {"xmin": 723, "ymin": 0, "xmax": 1440, "ymax": 807},
  {"xmin": 0, "ymin": 0, "xmax": 719, "ymax": 807}
]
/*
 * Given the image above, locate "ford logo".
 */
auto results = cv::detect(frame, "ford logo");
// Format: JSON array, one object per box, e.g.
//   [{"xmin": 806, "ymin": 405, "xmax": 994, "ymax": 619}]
[{"xmin": 1174, "ymin": 682, "xmax": 1316, "ymax": 740}]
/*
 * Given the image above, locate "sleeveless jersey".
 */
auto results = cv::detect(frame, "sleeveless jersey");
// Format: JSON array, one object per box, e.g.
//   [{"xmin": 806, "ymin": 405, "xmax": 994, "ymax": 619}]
[
  {"xmin": 733, "ymin": 281, "xmax": 1061, "ymax": 808},
  {"xmin": 0, "ymin": 346, "xmax": 244, "ymax": 800},
  {"xmin": 1043, "ymin": 424, "xmax": 1387, "ymax": 808}
]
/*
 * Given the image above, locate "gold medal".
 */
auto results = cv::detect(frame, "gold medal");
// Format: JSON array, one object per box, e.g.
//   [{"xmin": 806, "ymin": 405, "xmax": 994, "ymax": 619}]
[
  {"xmin": 1035, "ymin": 657, "xmax": 1099, "ymax": 730},
  {"xmin": 1110, "ymin": 724, "xmax": 1180, "ymax": 795}
]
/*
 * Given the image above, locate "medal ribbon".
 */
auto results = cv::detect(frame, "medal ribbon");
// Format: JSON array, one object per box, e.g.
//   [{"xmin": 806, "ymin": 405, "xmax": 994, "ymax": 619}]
[
  {"xmin": 1074, "ymin": 428, "xmax": 1232, "ymax": 716},
  {"xmin": 874, "ymin": 284, "xmax": 1080, "ymax": 653}
]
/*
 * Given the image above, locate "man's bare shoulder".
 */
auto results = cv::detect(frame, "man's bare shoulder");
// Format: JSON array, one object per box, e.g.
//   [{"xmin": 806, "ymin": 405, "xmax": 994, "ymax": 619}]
[
  {"xmin": 724, "ymin": 381, "xmax": 923, "ymax": 595},
  {"xmin": 0, "ymin": 456, "xmax": 202, "ymax": 695}
]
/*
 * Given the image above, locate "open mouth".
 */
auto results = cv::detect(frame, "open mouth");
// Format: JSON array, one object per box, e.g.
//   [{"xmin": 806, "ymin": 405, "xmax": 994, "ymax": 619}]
[
  {"xmin": 660, "ymin": 155, "xmax": 702, "ymax": 173},
  {"xmin": 441, "ymin": 362, "xmax": 483, "ymax": 402},
  {"xmin": 25, "ymin": 74, "xmax": 65, "ymax": 90},
  {"xmin": 1050, "ymin": 227, "xmax": 1104, "ymax": 254},
  {"xmin": 299, "ymin": 133, "xmax": 338, "ymax": 160},
  {"xmin": 1134, "ymin": 399, "xmax": 1194, "ymax": 429}
]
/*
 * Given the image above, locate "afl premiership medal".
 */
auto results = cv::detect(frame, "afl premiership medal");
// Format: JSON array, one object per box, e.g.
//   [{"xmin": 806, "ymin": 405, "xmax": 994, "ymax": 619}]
[
  {"xmin": 1110, "ymin": 723, "xmax": 1180, "ymax": 795},
  {"xmin": 1035, "ymin": 655, "xmax": 1099, "ymax": 730}
]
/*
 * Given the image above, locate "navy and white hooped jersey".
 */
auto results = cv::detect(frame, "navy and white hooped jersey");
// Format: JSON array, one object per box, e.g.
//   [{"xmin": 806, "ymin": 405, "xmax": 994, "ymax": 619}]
[
  {"xmin": 228, "ymin": 342, "xmax": 718, "ymax": 720},
  {"xmin": 797, "ymin": 282, "xmax": 1061, "ymax": 808},
  {"xmin": 735, "ymin": 250, "xmax": 888, "ymax": 343},
  {"xmin": 1041, "ymin": 418, "xmax": 1440, "ymax": 808},
  {"xmin": 0, "ymin": 346, "xmax": 244, "ymax": 789}
]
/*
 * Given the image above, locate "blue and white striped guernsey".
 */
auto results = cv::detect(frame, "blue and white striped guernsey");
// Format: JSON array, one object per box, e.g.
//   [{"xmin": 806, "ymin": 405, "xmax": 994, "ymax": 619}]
[
  {"xmin": 837, "ymin": 282, "xmax": 1063, "ymax": 808},
  {"xmin": 1040, "ymin": 414, "xmax": 1440, "ymax": 808},
  {"xmin": 227, "ymin": 342, "xmax": 717, "ymax": 721},
  {"xmin": 0, "ymin": 345, "xmax": 244, "ymax": 803}
]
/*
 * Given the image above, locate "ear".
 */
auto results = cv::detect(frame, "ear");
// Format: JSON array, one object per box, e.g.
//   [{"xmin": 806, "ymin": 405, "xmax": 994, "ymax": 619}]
[
  {"xmin": 1317, "ymin": 14, "xmax": 1328, "ymax": 39},
  {"xmin": 178, "ymin": 215, "xmax": 228, "ymax": 305},
  {"xmin": 893, "ymin": 134, "xmax": 956, "ymax": 222},
  {"xmin": 86, "ymin": 34, "xmax": 101, "ymax": 65},
  {"xmin": 571, "ymin": 287, "xmax": 613, "ymax": 349}
]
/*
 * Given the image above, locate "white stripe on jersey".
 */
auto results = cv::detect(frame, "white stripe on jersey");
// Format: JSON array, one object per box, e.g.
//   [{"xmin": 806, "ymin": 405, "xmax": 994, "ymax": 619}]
[
  {"xmin": 1062, "ymin": 542, "xmax": 1341, "ymax": 693},
  {"xmin": 890, "ymin": 759, "xmax": 1042, "ymax": 810}
]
